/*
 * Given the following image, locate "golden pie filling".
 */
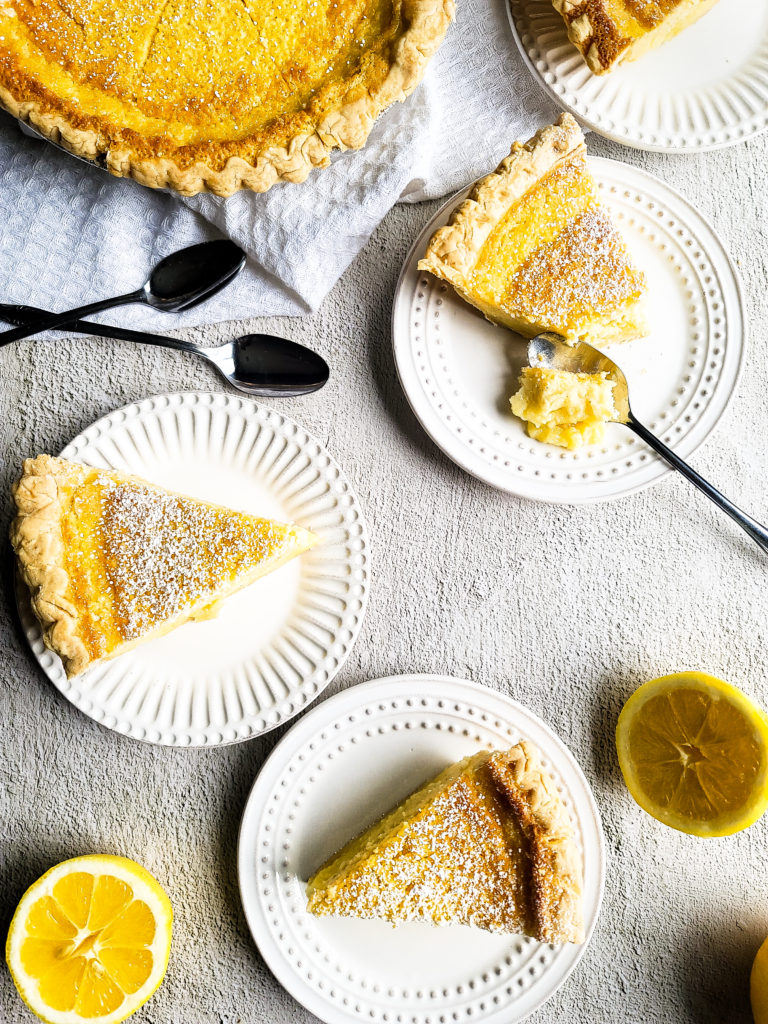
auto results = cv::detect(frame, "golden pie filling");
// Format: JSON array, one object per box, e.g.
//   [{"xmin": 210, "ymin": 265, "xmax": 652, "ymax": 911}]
[
  {"xmin": 0, "ymin": 0, "xmax": 454, "ymax": 193},
  {"xmin": 419, "ymin": 115, "xmax": 649, "ymax": 348},
  {"xmin": 469, "ymin": 150, "xmax": 647, "ymax": 343},
  {"xmin": 308, "ymin": 753, "xmax": 535, "ymax": 935},
  {"xmin": 10, "ymin": 456, "xmax": 318, "ymax": 676},
  {"xmin": 61, "ymin": 477, "xmax": 300, "ymax": 659},
  {"xmin": 306, "ymin": 745, "xmax": 584, "ymax": 943},
  {"xmin": 510, "ymin": 366, "xmax": 618, "ymax": 449}
]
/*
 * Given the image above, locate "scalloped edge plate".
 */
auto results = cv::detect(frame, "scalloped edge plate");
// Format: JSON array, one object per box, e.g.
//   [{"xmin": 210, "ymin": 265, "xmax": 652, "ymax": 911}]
[
  {"xmin": 16, "ymin": 392, "xmax": 370, "ymax": 747},
  {"xmin": 507, "ymin": 0, "xmax": 768, "ymax": 153},
  {"xmin": 238, "ymin": 674, "xmax": 605, "ymax": 1024},
  {"xmin": 393, "ymin": 155, "xmax": 744, "ymax": 503}
]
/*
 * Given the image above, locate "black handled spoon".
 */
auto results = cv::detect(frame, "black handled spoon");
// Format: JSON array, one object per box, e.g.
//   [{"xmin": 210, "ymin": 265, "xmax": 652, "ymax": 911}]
[
  {"xmin": 0, "ymin": 240, "xmax": 246, "ymax": 347},
  {"xmin": 0, "ymin": 303, "xmax": 330, "ymax": 398}
]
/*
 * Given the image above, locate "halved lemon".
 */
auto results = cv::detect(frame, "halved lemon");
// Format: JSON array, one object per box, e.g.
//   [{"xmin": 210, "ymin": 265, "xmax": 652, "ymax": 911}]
[
  {"xmin": 752, "ymin": 934, "xmax": 768, "ymax": 1024},
  {"xmin": 6, "ymin": 855, "xmax": 172, "ymax": 1024},
  {"xmin": 615, "ymin": 672, "xmax": 768, "ymax": 837}
]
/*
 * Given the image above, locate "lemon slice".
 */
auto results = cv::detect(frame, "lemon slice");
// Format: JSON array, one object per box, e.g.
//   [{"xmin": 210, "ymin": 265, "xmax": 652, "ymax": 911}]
[
  {"xmin": 752, "ymin": 935, "xmax": 768, "ymax": 1024},
  {"xmin": 615, "ymin": 672, "xmax": 768, "ymax": 837},
  {"xmin": 6, "ymin": 855, "xmax": 172, "ymax": 1024}
]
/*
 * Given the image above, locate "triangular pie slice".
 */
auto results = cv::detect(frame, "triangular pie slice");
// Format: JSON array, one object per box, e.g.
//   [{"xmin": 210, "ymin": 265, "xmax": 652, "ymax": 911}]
[
  {"xmin": 419, "ymin": 114, "xmax": 648, "ymax": 347},
  {"xmin": 306, "ymin": 742, "xmax": 584, "ymax": 943},
  {"xmin": 11, "ymin": 455, "xmax": 319, "ymax": 677},
  {"xmin": 552, "ymin": 0, "xmax": 722, "ymax": 75}
]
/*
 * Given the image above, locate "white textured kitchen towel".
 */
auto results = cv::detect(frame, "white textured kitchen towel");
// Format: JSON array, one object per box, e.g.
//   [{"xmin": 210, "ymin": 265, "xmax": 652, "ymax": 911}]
[{"xmin": 0, "ymin": 0, "xmax": 558, "ymax": 324}]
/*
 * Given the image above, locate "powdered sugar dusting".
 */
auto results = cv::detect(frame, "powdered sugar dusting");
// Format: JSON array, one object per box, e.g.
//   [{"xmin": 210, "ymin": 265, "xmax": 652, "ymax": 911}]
[
  {"xmin": 309, "ymin": 764, "xmax": 533, "ymax": 935},
  {"xmin": 502, "ymin": 205, "xmax": 646, "ymax": 332},
  {"xmin": 99, "ymin": 481, "xmax": 291, "ymax": 640}
]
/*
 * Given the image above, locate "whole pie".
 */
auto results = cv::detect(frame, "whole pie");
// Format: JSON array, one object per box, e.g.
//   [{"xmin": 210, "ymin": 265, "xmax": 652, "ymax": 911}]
[
  {"xmin": 11, "ymin": 455, "xmax": 319, "ymax": 676},
  {"xmin": 552, "ymin": 0, "xmax": 722, "ymax": 74},
  {"xmin": 419, "ymin": 114, "xmax": 648, "ymax": 346},
  {"xmin": 0, "ymin": 0, "xmax": 454, "ymax": 196},
  {"xmin": 306, "ymin": 743, "xmax": 584, "ymax": 943}
]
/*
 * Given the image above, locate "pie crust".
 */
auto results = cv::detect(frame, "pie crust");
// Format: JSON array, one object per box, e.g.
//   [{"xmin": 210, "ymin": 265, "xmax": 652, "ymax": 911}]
[
  {"xmin": 552, "ymin": 0, "xmax": 722, "ymax": 74},
  {"xmin": 419, "ymin": 113, "xmax": 648, "ymax": 346},
  {"xmin": 11, "ymin": 455, "xmax": 318, "ymax": 676},
  {"xmin": 0, "ymin": 0, "xmax": 454, "ymax": 196},
  {"xmin": 486, "ymin": 744, "xmax": 584, "ymax": 943},
  {"xmin": 306, "ymin": 742, "xmax": 584, "ymax": 944}
]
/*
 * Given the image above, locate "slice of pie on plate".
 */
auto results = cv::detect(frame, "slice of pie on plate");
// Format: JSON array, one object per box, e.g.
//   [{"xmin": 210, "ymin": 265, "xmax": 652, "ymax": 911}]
[
  {"xmin": 0, "ymin": 0, "xmax": 454, "ymax": 196},
  {"xmin": 306, "ymin": 742, "xmax": 584, "ymax": 943},
  {"xmin": 10, "ymin": 455, "xmax": 319, "ymax": 677},
  {"xmin": 552, "ymin": 0, "xmax": 722, "ymax": 75},
  {"xmin": 418, "ymin": 113, "xmax": 648, "ymax": 346}
]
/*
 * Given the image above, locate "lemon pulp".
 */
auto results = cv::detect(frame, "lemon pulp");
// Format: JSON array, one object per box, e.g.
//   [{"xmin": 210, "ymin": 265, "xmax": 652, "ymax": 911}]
[
  {"xmin": 615, "ymin": 672, "xmax": 768, "ymax": 837},
  {"xmin": 6, "ymin": 855, "xmax": 172, "ymax": 1024}
]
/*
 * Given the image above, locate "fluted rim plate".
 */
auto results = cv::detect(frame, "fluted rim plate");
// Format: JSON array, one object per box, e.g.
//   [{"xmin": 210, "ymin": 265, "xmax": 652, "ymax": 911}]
[
  {"xmin": 16, "ymin": 392, "xmax": 370, "ymax": 747},
  {"xmin": 508, "ymin": 0, "xmax": 768, "ymax": 152}
]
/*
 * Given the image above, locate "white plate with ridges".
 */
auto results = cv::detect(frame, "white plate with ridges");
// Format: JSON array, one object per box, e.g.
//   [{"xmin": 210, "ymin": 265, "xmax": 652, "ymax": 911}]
[
  {"xmin": 238, "ymin": 675, "xmax": 605, "ymax": 1024},
  {"xmin": 508, "ymin": 0, "xmax": 768, "ymax": 152},
  {"xmin": 17, "ymin": 392, "xmax": 370, "ymax": 747},
  {"xmin": 393, "ymin": 156, "xmax": 744, "ymax": 503}
]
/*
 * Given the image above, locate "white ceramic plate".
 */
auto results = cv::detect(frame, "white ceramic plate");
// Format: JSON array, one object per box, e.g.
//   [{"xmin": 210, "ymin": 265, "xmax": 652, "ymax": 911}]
[
  {"xmin": 17, "ymin": 392, "xmax": 370, "ymax": 747},
  {"xmin": 393, "ymin": 157, "xmax": 744, "ymax": 503},
  {"xmin": 508, "ymin": 0, "xmax": 768, "ymax": 152},
  {"xmin": 238, "ymin": 675, "xmax": 605, "ymax": 1024}
]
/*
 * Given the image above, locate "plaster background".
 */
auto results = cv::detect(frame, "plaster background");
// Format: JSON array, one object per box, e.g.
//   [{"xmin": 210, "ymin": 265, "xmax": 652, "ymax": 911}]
[{"xmin": 2, "ymin": 128, "xmax": 768, "ymax": 1023}]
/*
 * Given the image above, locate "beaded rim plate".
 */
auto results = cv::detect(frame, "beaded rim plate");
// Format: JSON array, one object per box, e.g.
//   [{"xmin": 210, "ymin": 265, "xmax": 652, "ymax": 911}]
[
  {"xmin": 507, "ymin": 0, "xmax": 768, "ymax": 153},
  {"xmin": 16, "ymin": 392, "xmax": 370, "ymax": 747},
  {"xmin": 392, "ymin": 156, "xmax": 744, "ymax": 503},
  {"xmin": 238, "ymin": 675, "xmax": 605, "ymax": 1024}
]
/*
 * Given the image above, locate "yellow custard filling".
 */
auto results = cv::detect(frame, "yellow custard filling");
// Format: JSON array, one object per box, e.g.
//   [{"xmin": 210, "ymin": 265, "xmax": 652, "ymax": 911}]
[{"xmin": 510, "ymin": 366, "xmax": 618, "ymax": 450}]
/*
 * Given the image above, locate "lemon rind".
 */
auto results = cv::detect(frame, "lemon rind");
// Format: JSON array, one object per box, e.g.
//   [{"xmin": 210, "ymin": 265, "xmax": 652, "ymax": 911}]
[
  {"xmin": 6, "ymin": 854, "xmax": 172, "ymax": 1024},
  {"xmin": 616, "ymin": 672, "xmax": 768, "ymax": 838}
]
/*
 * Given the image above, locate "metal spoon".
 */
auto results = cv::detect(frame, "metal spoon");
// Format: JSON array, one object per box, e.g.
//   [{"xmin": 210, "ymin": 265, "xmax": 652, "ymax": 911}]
[
  {"xmin": 0, "ymin": 303, "xmax": 330, "ymax": 397},
  {"xmin": 0, "ymin": 240, "xmax": 246, "ymax": 347},
  {"xmin": 528, "ymin": 331, "xmax": 768, "ymax": 555}
]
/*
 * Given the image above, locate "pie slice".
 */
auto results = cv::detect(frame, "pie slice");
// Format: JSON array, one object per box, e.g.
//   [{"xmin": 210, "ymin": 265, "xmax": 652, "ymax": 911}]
[
  {"xmin": 552, "ymin": 0, "xmax": 722, "ymax": 75},
  {"xmin": 10, "ymin": 455, "xmax": 319, "ymax": 677},
  {"xmin": 306, "ymin": 743, "xmax": 584, "ymax": 943},
  {"xmin": 418, "ymin": 114, "xmax": 648, "ymax": 346}
]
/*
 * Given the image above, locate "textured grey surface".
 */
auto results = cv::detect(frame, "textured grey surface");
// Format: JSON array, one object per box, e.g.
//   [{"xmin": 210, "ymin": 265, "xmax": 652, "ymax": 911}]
[{"xmin": 2, "ymin": 128, "xmax": 768, "ymax": 1024}]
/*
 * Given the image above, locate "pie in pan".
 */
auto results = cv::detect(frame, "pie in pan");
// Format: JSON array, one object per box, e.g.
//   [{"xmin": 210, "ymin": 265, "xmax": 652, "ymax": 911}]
[
  {"xmin": 551, "ymin": 0, "xmax": 722, "ymax": 74},
  {"xmin": 306, "ymin": 743, "xmax": 584, "ymax": 943},
  {"xmin": 0, "ymin": 0, "xmax": 454, "ymax": 196},
  {"xmin": 11, "ymin": 455, "xmax": 318, "ymax": 677},
  {"xmin": 419, "ymin": 113, "xmax": 648, "ymax": 346}
]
